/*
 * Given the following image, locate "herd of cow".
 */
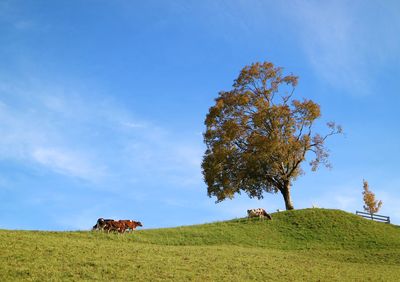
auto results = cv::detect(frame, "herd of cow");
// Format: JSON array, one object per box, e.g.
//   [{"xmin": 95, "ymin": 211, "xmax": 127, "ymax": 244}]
[
  {"xmin": 92, "ymin": 218, "xmax": 143, "ymax": 233},
  {"xmin": 92, "ymin": 208, "xmax": 271, "ymax": 234}
]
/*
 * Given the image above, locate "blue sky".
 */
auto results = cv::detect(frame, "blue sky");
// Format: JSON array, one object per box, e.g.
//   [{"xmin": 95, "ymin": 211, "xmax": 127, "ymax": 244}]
[{"xmin": 1, "ymin": 0, "xmax": 399, "ymax": 230}]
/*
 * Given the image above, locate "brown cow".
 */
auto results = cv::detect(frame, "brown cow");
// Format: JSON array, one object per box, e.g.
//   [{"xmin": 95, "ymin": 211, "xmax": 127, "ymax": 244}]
[
  {"xmin": 119, "ymin": 220, "xmax": 143, "ymax": 232},
  {"xmin": 103, "ymin": 220, "xmax": 126, "ymax": 233}
]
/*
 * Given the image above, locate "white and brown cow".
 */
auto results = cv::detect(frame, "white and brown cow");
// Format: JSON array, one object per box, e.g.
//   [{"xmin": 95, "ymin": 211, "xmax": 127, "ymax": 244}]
[
  {"xmin": 247, "ymin": 208, "xmax": 272, "ymax": 220},
  {"xmin": 92, "ymin": 218, "xmax": 114, "ymax": 231}
]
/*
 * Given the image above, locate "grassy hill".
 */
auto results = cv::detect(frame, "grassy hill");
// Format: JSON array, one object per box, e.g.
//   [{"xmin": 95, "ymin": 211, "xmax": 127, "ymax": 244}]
[{"xmin": 1, "ymin": 209, "xmax": 399, "ymax": 281}]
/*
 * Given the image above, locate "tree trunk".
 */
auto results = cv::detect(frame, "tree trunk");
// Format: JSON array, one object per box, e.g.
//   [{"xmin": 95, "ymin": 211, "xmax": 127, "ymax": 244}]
[{"xmin": 280, "ymin": 182, "xmax": 294, "ymax": 210}]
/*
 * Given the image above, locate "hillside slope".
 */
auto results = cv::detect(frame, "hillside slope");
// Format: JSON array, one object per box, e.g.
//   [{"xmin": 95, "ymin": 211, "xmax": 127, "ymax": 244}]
[
  {"xmin": 131, "ymin": 208, "xmax": 400, "ymax": 250},
  {"xmin": 1, "ymin": 209, "xmax": 399, "ymax": 281}
]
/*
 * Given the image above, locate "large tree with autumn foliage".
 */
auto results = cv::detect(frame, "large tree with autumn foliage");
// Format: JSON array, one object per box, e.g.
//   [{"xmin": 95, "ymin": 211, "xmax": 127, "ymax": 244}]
[{"xmin": 202, "ymin": 61, "xmax": 342, "ymax": 210}]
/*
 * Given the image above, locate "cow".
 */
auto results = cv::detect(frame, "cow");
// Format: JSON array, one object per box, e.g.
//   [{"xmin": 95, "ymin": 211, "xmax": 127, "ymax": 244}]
[
  {"xmin": 103, "ymin": 220, "xmax": 127, "ymax": 233},
  {"xmin": 92, "ymin": 218, "xmax": 114, "ymax": 231},
  {"xmin": 119, "ymin": 220, "xmax": 143, "ymax": 232},
  {"xmin": 247, "ymin": 208, "xmax": 272, "ymax": 220}
]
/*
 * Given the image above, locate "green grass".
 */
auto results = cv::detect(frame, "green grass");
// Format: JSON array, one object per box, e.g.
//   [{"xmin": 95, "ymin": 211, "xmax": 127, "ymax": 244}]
[{"xmin": 1, "ymin": 209, "xmax": 399, "ymax": 281}]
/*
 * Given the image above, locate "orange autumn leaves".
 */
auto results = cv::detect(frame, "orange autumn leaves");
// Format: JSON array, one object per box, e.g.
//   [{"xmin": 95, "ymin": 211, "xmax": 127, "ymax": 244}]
[
  {"xmin": 202, "ymin": 61, "xmax": 342, "ymax": 210},
  {"xmin": 363, "ymin": 180, "xmax": 383, "ymax": 214}
]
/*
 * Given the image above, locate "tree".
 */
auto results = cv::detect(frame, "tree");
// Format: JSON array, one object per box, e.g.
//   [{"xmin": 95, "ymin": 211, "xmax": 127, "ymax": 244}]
[
  {"xmin": 202, "ymin": 61, "xmax": 342, "ymax": 210},
  {"xmin": 362, "ymin": 180, "xmax": 382, "ymax": 214}
]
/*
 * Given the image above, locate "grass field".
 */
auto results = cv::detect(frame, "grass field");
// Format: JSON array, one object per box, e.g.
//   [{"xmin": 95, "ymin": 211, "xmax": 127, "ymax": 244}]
[{"xmin": 1, "ymin": 209, "xmax": 399, "ymax": 281}]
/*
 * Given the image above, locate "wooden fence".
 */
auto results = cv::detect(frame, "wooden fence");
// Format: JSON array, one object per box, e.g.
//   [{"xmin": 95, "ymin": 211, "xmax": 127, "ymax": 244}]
[{"xmin": 356, "ymin": 211, "xmax": 390, "ymax": 224}]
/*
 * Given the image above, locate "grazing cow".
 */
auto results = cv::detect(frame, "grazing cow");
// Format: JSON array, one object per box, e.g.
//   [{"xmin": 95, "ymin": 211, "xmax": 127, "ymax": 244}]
[
  {"xmin": 119, "ymin": 220, "xmax": 143, "ymax": 232},
  {"xmin": 247, "ymin": 208, "xmax": 272, "ymax": 220},
  {"xmin": 103, "ymin": 220, "xmax": 127, "ymax": 233},
  {"xmin": 92, "ymin": 218, "xmax": 114, "ymax": 231}
]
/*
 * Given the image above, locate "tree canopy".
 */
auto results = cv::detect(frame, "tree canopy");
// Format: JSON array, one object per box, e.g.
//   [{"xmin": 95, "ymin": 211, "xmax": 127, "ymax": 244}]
[{"xmin": 202, "ymin": 61, "xmax": 342, "ymax": 210}]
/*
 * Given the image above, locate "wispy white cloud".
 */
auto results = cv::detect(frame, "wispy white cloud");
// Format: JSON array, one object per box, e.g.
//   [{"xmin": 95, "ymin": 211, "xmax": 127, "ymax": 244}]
[
  {"xmin": 121, "ymin": 121, "xmax": 147, "ymax": 129},
  {"xmin": 31, "ymin": 147, "xmax": 104, "ymax": 182},
  {"xmin": 13, "ymin": 20, "xmax": 35, "ymax": 30},
  {"xmin": 0, "ymin": 75, "xmax": 204, "ymax": 190},
  {"xmin": 281, "ymin": 0, "xmax": 400, "ymax": 95},
  {"xmin": 285, "ymin": 1, "xmax": 366, "ymax": 93},
  {"xmin": 0, "ymin": 2, "xmax": 42, "ymax": 33},
  {"xmin": 0, "ymin": 85, "xmax": 104, "ymax": 182},
  {"xmin": 293, "ymin": 178, "xmax": 361, "ymax": 211},
  {"xmin": 120, "ymin": 128, "xmax": 204, "ymax": 189}
]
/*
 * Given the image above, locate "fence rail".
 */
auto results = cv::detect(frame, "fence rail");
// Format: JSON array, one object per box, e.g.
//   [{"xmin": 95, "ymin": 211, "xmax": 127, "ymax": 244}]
[{"xmin": 356, "ymin": 211, "xmax": 390, "ymax": 224}]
